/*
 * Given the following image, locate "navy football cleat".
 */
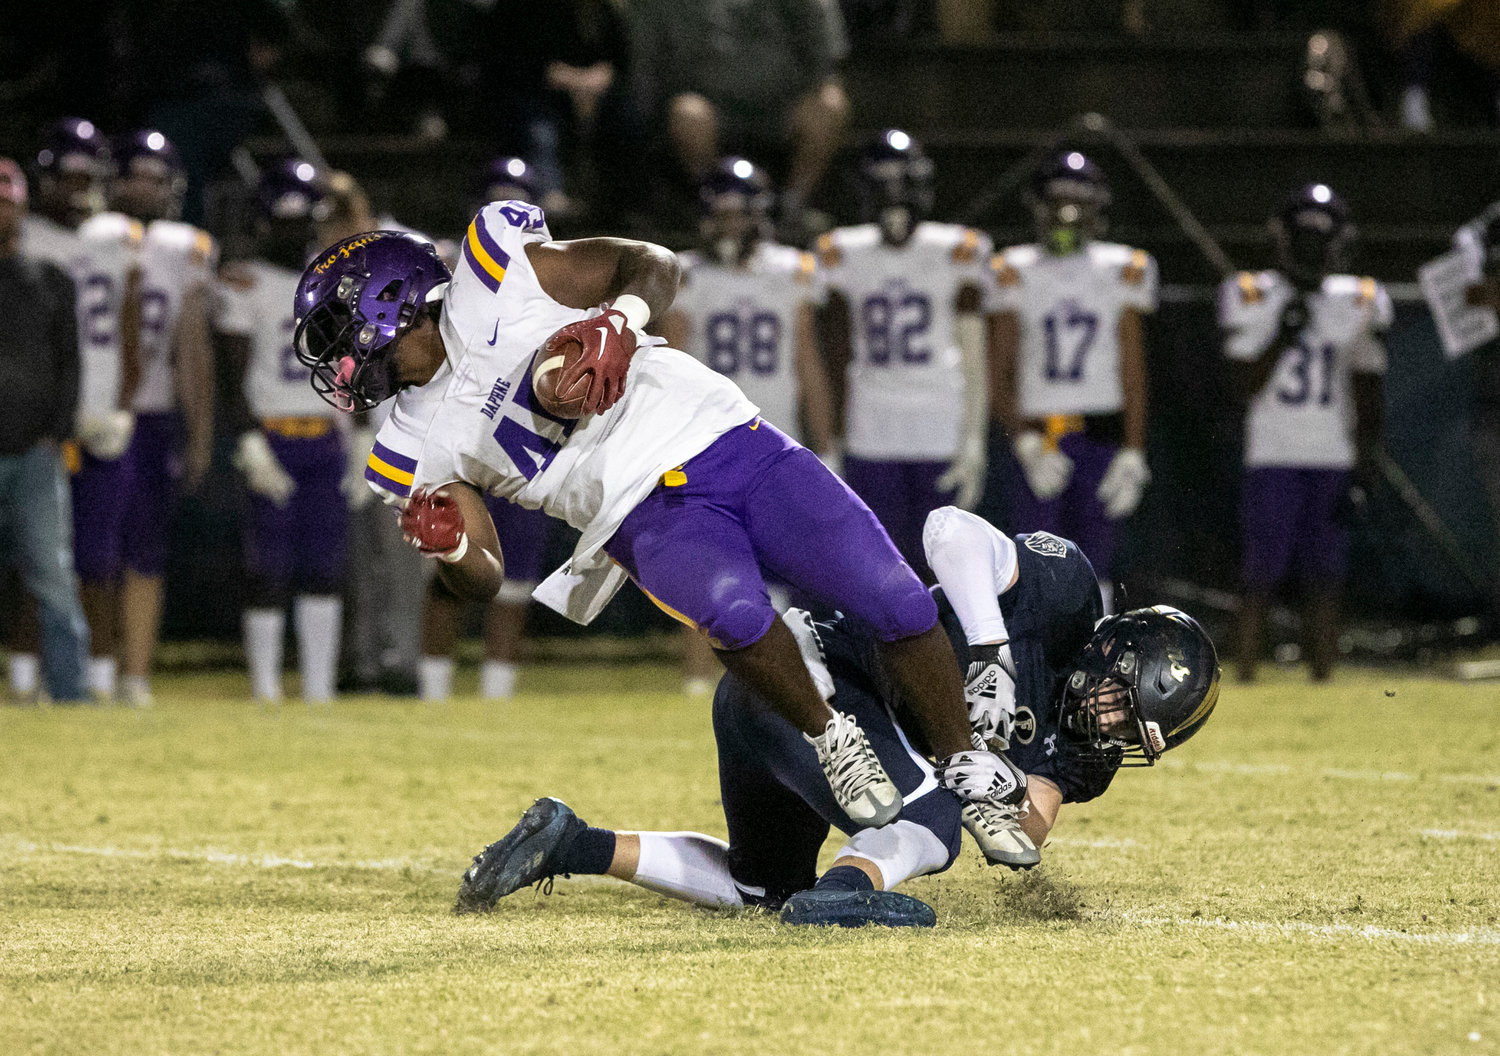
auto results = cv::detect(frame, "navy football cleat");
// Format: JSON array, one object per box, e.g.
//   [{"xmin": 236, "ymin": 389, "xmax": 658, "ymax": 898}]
[
  {"xmin": 779, "ymin": 888, "xmax": 936, "ymax": 929},
  {"xmin": 454, "ymin": 797, "xmax": 587, "ymax": 914}
]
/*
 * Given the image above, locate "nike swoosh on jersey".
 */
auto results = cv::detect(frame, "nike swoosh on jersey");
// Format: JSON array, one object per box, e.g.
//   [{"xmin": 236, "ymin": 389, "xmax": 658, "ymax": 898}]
[{"xmin": 488, "ymin": 320, "xmax": 499, "ymax": 345}]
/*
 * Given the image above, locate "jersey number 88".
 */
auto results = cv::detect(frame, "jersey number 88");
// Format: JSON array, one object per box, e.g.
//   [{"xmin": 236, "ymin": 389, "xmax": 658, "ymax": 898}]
[{"xmin": 706, "ymin": 311, "xmax": 780, "ymax": 377}]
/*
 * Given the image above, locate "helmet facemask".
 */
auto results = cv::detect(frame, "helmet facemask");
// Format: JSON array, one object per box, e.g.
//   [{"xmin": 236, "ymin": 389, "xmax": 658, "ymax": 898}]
[
  {"xmin": 294, "ymin": 273, "xmax": 422, "ymax": 413},
  {"xmin": 1059, "ymin": 623, "xmax": 1165, "ymax": 766}
]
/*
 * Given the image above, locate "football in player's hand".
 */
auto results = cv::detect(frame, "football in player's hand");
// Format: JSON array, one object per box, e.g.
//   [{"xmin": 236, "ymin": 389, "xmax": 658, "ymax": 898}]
[{"xmin": 532, "ymin": 335, "xmax": 591, "ymax": 418}]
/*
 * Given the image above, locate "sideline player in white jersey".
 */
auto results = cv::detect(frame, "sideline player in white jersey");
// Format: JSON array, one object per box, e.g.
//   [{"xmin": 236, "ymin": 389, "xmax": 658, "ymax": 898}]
[
  {"xmin": 12, "ymin": 119, "xmax": 141, "ymax": 701},
  {"xmin": 219, "ymin": 160, "xmax": 346, "ymax": 705},
  {"xmin": 79, "ymin": 130, "xmax": 216, "ymax": 706},
  {"xmin": 1220, "ymin": 183, "xmax": 1390, "ymax": 682},
  {"xmin": 817, "ymin": 130, "xmax": 991, "ymax": 578},
  {"xmin": 991, "ymin": 151, "xmax": 1157, "ymax": 613},
  {"xmin": 662, "ymin": 156, "xmax": 838, "ymax": 695},
  {"xmin": 294, "ymin": 204, "xmax": 1037, "ymax": 864}
]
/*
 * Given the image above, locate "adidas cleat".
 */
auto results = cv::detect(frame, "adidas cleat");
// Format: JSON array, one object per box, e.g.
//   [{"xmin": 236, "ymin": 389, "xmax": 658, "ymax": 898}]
[
  {"xmin": 805, "ymin": 710, "xmax": 902, "ymax": 827},
  {"xmin": 961, "ymin": 801, "xmax": 1040, "ymax": 870},
  {"xmin": 454, "ymin": 797, "xmax": 586, "ymax": 914},
  {"xmin": 779, "ymin": 888, "xmax": 936, "ymax": 929}
]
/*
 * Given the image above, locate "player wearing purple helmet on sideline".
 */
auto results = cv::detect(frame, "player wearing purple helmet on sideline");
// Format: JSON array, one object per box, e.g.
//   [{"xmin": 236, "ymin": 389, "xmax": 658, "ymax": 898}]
[
  {"xmin": 1221, "ymin": 183, "xmax": 1390, "ymax": 683},
  {"xmin": 218, "ymin": 159, "xmax": 346, "ymax": 705},
  {"xmin": 79, "ymin": 129, "xmax": 216, "ymax": 707},
  {"xmin": 11, "ymin": 119, "xmax": 143, "ymax": 702},
  {"xmin": 818, "ymin": 130, "xmax": 994, "ymax": 579},
  {"xmin": 291, "ymin": 202, "xmax": 1036, "ymax": 863},
  {"xmin": 992, "ymin": 151, "xmax": 1158, "ymax": 615}
]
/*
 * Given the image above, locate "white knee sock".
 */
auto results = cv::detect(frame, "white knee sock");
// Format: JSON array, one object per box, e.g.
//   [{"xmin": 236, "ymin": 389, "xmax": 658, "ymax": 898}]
[
  {"xmin": 243, "ymin": 608, "xmax": 285, "ymax": 703},
  {"xmin": 293, "ymin": 595, "xmax": 342, "ymax": 704},
  {"xmin": 479, "ymin": 659, "xmax": 517, "ymax": 701},
  {"xmin": 8, "ymin": 653, "xmax": 39, "ymax": 695},
  {"xmin": 834, "ymin": 820, "xmax": 951, "ymax": 890},
  {"xmin": 88, "ymin": 656, "xmax": 117, "ymax": 698},
  {"xmin": 625, "ymin": 831, "xmax": 743, "ymax": 909},
  {"xmin": 418, "ymin": 655, "xmax": 454, "ymax": 702}
]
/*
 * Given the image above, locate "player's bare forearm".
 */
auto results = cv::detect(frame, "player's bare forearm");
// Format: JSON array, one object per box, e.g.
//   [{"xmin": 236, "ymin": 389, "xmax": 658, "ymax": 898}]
[
  {"xmin": 174, "ymin": 284, "xmax": 215, "ymax": 485},
  {"xmin": 118, "ymin": 266, "xmax": 143, "ymax": 407},
  {"xmin": 527, "ymin": 237, "xmax": 681, "ymax": 320},
  {"xmin": 429, "ymin": 482, "xmax": 506, "ymax": 602},
  {"xmin": 794, "ymin": 302, "xmax": 839, "ymax": 454},
  {"xmin": 1119, "ymin": 307, "xmax": 1148, "ymax": 449},
  {"xmin": 990, "ymin": 311, "xmax": 1021, "ymax": 432},
  {"xmin": 1018, "ymin": 774, "xmax": 1062, "ymax": 848}
]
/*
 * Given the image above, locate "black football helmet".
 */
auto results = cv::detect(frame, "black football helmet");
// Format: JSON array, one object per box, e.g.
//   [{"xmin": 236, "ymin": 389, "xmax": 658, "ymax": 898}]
[
  {"xmin": 857, "ymin": 129, "xmax": 934, "ymax": 246},
  {"xmin": 1272, "ymin": 182, "xmax": 1353, "ymax": 289},
  {"xmin": 1028, "ymin": 150, "xmax": 1110, "ymax": 256},
  {"xmin": 698, "ymin": 156, "xmax": 773, "ymax": 266},
  {"xmin": 1058, "ymin": 605, "xmax": 1220, "ymax": 766}
]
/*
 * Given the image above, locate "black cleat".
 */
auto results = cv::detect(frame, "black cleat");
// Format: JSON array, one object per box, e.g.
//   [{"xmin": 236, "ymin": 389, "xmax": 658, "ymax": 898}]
[
  {"xmin": 779, "ymin": 888, "xmax": 936, "ymax": 929},
  {"xmin": 454, "ymin": 797, "xmax": 587, "ymax": 914}
]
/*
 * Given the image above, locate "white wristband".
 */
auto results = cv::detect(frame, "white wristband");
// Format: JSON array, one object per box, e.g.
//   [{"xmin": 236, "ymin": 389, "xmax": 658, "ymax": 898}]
[
  {"xmin": 612, "ymin": 293, "xmax": 651, "ymax": 331},
  {"xmin": 437, "ymin": 533, "xmax": 470, "ymax": 563}
]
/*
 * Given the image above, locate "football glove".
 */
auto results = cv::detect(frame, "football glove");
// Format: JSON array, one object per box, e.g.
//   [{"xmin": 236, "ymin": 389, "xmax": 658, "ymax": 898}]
[
  {"xmin": 547, "ymin": 305, "xmax": 640, "ymax": 417},
  {"xmin": 1096, "ymin": 447, "xmax": 1150, "ymax": 520},
  {"xmin": 937, "ymin": 433, "xmax": 987, "ymax": 511},
  {"xmin": 964, "ymin": 643, "xmax": 1017, "ymax": 749},
  {"xmin": 935, "ymin": 748, "xmax": 1027, "ymax": 807},
  {"xmin": 232, "ymin": 430, "xmax": 295, "ymax": 507},
  {"xmin": 400, "ymin": 486, "xmax": 469, "ymax": 562},
  {"xmin": 76, "ymin": 410, "xmax": 135, "ymax": 461},
  {"xmin": 1013, "ymin": 430, "xmax": 1072, "ymax": 501}
]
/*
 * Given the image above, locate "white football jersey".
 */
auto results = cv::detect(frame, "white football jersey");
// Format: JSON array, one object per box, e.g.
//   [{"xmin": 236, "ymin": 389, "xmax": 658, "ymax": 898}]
[
  {"xmin": 991, "ymin": 241, "xmax": 1159, "ymax": 418},
  {"xmin": 217, "ymin": 259, "xmax": 331, "ymax": 420},
  {"xmin": 23, "ymin": 213, "xmax": 139, "ymax": 420},
  {"xmin": 129, "ymin": 218, "xmax": 217, "ymax": 413},
  {"xmin": 1219, "ymin": 271, "xmax": 1392, "ymax": 469},
  {"xmin": 675, "ymin": 243, "xmax": 822, "ymax": 442},
  {"xmin": 370, "ymin": 201, "xmax": 757, "ymax": 567},
  {"xmin": 817, "ymin": 222, "xmax": 991, "ymax": 460}
]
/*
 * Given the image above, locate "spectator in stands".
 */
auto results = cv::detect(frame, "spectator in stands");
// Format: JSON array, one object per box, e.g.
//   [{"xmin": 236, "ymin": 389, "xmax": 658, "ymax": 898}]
[
  {"xmin": 628, "ymin": 0, "xmax": 850, "ymax": 232},
  {"xmin": 1383, "ymin": 0, "xmax": 1500, "ymax": 131},
  {"xmin": 0, "ymin": 159, "xmax": 91, "ymax": 703}
]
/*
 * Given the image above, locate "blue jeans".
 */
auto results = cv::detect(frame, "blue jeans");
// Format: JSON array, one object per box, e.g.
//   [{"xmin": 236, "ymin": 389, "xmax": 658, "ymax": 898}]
[{"xmin": 0, "ymin": 443, "xmax": 90, "ymax": 700}]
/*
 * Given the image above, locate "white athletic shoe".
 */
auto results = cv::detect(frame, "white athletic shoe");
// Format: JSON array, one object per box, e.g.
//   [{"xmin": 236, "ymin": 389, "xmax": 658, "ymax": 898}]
[
  {"xmin": 119, "ymin": 675, "xmax": 153, "ymax": 710},
  {"xmin": 960, "ymin": 801, "xmax": 1040, "ymax": 870},
  {"xmin": 805, "ymin": 710, "xmax": 902, "ymax": 827}
]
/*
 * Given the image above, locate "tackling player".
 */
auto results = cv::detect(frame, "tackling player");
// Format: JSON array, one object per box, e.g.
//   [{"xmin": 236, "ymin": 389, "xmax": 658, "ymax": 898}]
[
  {"xmin": 15, "ymin": 118, "xmax": 141, "ymax": 701},
  {"xmin": 293, "ymin": 202, "xmax": 1027, "ymax": 855},
  {"xmin": 218, "ymin": 160, "xmax": 346, "ymax": 705},
  {"xmin": 661, "ymin": 156, "xmax": 838, "ymax": 694},
  {"xmin": 1221, "ymin": 183, "xmax": 1390, "ymax": 682},
  {"xmin": 81, "ymin": 130, "xmax": 216, "ymax": 706},
  {"xmin": 454, "ymin": 507, "xmax": 1220, "ymax": 928},
  {"xmin": 818, "ymin": 130, "xmax": 992, "ymax": 576},
  {"xmin": 991, "ymin": 152, "xmax": 1157, "ymax": 613}
]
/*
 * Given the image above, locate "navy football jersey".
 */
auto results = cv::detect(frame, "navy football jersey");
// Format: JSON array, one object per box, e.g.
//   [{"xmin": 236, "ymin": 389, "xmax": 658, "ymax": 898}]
[{"xmin": 819, "ymin": 530, "xmax": 1115, "ymax": 804}]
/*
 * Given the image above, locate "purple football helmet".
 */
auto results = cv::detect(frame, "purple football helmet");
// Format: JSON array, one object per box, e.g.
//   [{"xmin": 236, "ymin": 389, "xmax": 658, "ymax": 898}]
[
  {"xmin": 256, "ymin": 158, "xmax": 330, "ymax": 222},
  {"xmin": 36, "ymin": 117, "xmax": 110, "ymax": 176},
  {"xmin": 294, "ymin": 231, "xmax": 452, "ymax": 412},
  {"xmin": 857, "ymin": 129, "xmax": 934, "ymax": 245},
  {"xmin": 479, "ymin": 156, "xmax": 540, "ymax": 206},
  {"xmin": 698, "ymin": 156, "xmax": 772, "ymax": 265},
  {"xmin": 112, "ymin": 129, "xmax": 186, "ymax": 220},
  {"xmin": 1028, "ymin": 151, "xmax": 1111, "ymax": 255},
  {"xmin": 1272, "ymin": 182, "xmax": 1353, "ymax": 285}
]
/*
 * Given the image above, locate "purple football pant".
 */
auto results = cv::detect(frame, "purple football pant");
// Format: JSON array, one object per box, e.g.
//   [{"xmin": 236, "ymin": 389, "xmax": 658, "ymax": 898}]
[
  {"xmin": 483, "ymin": 493, "xmax": 550, "ymax": 588},
  {"xmin": 244, "ymin": 432, "xmax": 348, "ymax": 593},
  {"xmin": 1241, "ymin": 466, "xmax": 1350, "ymax": 591},
  {"xmin": 71, "ymin": 450, "xmax": 134, "ymax": 583},
  {"xmin": 120, "ymin": 412, "xmax": 181, "ymax": 577},
  {"xmin": 605, "ymin": 419, "xmax": 937, "ymax": 651},
  {"xmin": 1008, "ymin": 432, "xmax": 1121, "ymax": 580},
  {"xmin": 841, "ymin": 456, "xmax": 956, "ymax": 580}
]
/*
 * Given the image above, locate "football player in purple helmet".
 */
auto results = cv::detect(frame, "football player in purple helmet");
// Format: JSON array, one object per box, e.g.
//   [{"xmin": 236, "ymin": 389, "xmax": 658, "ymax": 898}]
[
  {"xmin": 34, "ymin": 117, "xmax": 111, "ymax": 228},
  {"xmin": 109, "ymin": 130, "xmax": 187, "ymax": 224}
]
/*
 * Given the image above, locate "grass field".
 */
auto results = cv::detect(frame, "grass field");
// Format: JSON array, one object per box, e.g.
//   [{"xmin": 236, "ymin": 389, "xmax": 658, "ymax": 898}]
[{"xmin": 2, "ymin": 664, "xmax": 1498, "ymax": 1055}]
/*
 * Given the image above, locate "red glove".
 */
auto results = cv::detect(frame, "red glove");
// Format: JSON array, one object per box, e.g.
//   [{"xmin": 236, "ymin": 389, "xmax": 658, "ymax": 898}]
[
  {"xmin": 547, "ymin": 306, "xmax": 639, "ymax": 416},
  {"xmin": 400, "ymin": 487, "xmax": 468, "ymax": 562}
]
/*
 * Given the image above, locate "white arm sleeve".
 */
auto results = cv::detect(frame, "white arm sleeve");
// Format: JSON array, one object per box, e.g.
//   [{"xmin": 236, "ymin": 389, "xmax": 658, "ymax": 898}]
[{"xmin": 922, "ymin": 506, "xmax": 1018, "ymax": 646}]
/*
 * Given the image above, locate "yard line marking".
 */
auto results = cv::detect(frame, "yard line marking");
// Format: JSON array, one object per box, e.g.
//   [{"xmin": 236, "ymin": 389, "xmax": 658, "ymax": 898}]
[
  {"xmin": 4, "ymin": 839, "xmax": 448, "ymax": 874},
  {"xmin": 1045, "ymin": 836, "xmax": 1142, "ymax": 849},
  {"xmin": 1420, "ymin": 828, "xmax": 1500, "ymax": 842},
  {"xmin": 1162, "ymin": 759, "xmax": 1500, "ymax": 786},
  {"xmin": 1121, "ymin": 913, "xmax": 1500, "ymax": 946}
]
